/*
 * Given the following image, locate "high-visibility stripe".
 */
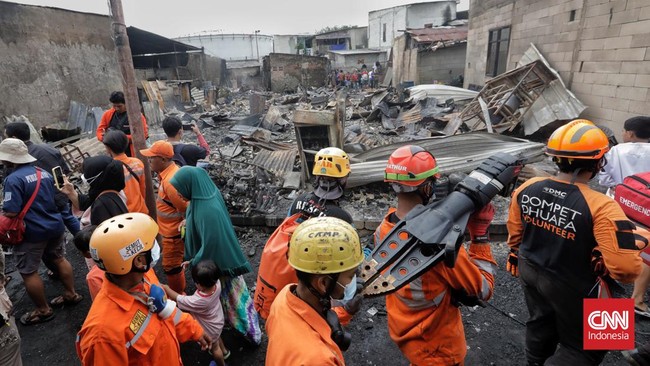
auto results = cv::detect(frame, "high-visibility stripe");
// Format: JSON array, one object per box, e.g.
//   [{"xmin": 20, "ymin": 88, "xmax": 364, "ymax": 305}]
[
  {"xmin": 173, "ymin": 309, "xmax": 182, "ymax": 325},
  {"xmin": 471, "ymin": 258, "xmax": 497, "ymax": 276},
  {"xmin": 156, "ymin": 210, "xmax": 183, "ymax": 219},
  {"xmin": 480, "ymin": 277, "xmax": 491, "ymax": 300},
  {"xmin": 396, "ymin": 286, "xmax": 446, "ymax": 310},
  {"xmin": 125, "ymin": 311, "xmax": 153, "ymax": 349}
]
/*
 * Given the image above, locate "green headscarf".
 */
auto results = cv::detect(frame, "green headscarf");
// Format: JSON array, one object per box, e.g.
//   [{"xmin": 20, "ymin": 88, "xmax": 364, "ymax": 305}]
[{"xmin": 170, "ymin": 166, "xmax": 251, "ymax": 277}]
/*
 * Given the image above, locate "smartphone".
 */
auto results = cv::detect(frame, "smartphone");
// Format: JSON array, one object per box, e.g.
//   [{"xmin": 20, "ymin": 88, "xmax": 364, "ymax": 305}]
[
  {"xmin": 52, "ymin": 166, "xmax": 64, "ymax": 190},
  {"xmin": 182, "ymin": 123, "xmax": 193, "ymax": 131}
]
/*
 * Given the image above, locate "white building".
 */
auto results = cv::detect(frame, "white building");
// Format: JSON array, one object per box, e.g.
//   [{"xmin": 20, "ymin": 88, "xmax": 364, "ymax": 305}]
[
  {"xmin": 368, "ymin": 1, "xmax": 459, "ymax": 49},
  {"xmin": 174, "ymin": 33, "xmax": 274, "ymax": 62}
]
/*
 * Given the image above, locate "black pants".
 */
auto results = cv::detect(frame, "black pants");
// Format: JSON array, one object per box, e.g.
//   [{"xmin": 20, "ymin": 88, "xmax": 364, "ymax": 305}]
[{"xmin": 519, "ymin": 257, "xmax": 607, "ymax": 366}]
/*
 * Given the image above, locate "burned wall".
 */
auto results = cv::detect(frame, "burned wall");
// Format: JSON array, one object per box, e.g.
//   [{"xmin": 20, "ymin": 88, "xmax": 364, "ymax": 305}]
[
  {"xmin": 264, "ymin": 53, "xmax": 330, "ymax": 93},
  {"xmin": 418, "ymin": 44, "xmax": 467, "ymax": 84},
  {"xmin": 0, "ymin": 2, "xmax": 122, "ymax": 128},
  {"xmin": 464, "ymin": 0, "xmax": 650, "ymax": 136}
]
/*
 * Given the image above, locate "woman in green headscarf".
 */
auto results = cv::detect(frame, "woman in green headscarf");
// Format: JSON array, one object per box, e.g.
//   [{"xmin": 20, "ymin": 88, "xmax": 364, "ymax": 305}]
[{"xmin": 170, "ymin": 166, "xmax": 261, "ymax": 345}]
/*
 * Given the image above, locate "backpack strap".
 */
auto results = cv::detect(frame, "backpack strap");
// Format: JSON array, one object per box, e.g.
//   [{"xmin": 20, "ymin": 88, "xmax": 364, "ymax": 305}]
[
  {"xmin": 19, "ymin": 169, "xmax": 42, "ymax": 219},
  {"xmin": 121, "ymin": 161, "xmax": 140, "ymax": 183}
]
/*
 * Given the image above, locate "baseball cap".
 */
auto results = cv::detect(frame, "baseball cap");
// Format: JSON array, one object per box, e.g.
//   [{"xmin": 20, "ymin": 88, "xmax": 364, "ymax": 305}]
[
  {"xmin": 0, "ymin": 138, "xmax": 37, "ymax": 164},
  {"xmin": 140, "ymin": 140, "xmax": 174, "ymax": 159}
]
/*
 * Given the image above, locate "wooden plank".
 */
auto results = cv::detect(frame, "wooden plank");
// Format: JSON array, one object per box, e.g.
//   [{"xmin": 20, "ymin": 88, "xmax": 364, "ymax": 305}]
[{"xmin": 478, "ymin": 97, "xmax": 493, "ymax": 133}]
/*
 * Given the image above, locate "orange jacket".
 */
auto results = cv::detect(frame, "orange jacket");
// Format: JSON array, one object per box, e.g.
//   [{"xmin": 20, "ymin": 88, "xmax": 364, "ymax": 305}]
[
  {"xmin": 376, "ymin": 208, "xmax": 496, "ymax": 366},
  {"xmin": 87, "ymin": 265, "xmax": 104, "ymax": 301},
  {"xmin": 156, "ymin": 164, "xmax": 188, "ymax": 238},
  {"xmin": 254, "ymin": 213, "xmax": 352, "ymax": 324},
  {"xmin": 97, "ymin": 109, "xmax": 149, "ymax": 141},
  {"xmin": 114, "ymin": 154, "xmax": 148, "ymax": 215},
  {"xmin": 76, "ymin": 270, "xmax": 204, "ymax": 366},
  {"xmin": 266, "ymin": 284, "xmax": 345, "ymax": 366},
  {"xmin": 507, "ymin": 177, "xmax": 642, "ymax": 286}
]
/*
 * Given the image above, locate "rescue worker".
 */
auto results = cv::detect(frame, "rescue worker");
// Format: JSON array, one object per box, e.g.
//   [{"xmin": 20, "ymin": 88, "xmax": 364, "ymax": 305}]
[
  {"xmin": 376, "ymin": 145, "xmax": 497, "ymax": 365},
  {"xmin": 506, "ymin": 119, "xmax": 643, "ymax": 365},
  {"xmin": 140, "ymin": 141, "xmax": 188, "ymax": 294},
  {"xmin": 97, "ymin": 91, "xmax": 149, "ymax": 157},
  {"xmin": 76, "ymin": 213, "xmax": 210, "ymax": 365},
  {"xmin": 288, "ymin": 147, "xmax": 353, "ymax": 224},
  {"xmin": 256, "ymin": 147, "xmax": 359, "ymax": 322},
  {"xmin": 265, "ymin": 216, "xmax": 363, "ymax": 366},
  {"xmin": 102, "ymin": 130, "xmax": 148, "ymax": 214}
]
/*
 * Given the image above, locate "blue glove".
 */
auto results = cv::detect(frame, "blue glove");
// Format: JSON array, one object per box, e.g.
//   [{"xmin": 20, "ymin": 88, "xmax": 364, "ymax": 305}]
[{"xmin": 149, "ymin": 284, "xmax": 176, "ymax": 319}]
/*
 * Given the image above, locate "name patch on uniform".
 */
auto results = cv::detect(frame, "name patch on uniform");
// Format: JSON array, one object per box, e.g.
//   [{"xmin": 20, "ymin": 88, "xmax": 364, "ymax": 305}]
[
  {"xmin": 130, "ymin": 309, "xmax": 147, "ymax": 334},
  {"xmin": 119, "ymin": 239, "xmax": 145, "ymax": 260}
]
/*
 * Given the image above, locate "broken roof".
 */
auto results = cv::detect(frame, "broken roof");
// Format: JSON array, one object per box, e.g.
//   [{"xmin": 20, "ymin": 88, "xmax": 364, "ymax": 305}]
[{"xmin": 404, "ymin": 26, "xmax": 468, "ymax": 44}]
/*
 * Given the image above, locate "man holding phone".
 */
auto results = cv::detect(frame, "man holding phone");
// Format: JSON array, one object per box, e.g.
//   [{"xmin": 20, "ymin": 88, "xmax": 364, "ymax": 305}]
[
  {"xmin": 4, "ymin": 122, "xmax": 80, "ymax": 237},
  {"xmin": 162, "ymin": 116, "xmax": 210, "ymax": 167}
]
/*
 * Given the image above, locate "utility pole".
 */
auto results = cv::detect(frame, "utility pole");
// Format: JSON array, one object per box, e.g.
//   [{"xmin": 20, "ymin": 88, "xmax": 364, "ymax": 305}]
[
  {"xmin": 108, "ymin": 0, "xmax": 157, "ymax": 220},
  {"xmin": 254, "ymin": 30, "xmax": 260, "ymax": 61}
]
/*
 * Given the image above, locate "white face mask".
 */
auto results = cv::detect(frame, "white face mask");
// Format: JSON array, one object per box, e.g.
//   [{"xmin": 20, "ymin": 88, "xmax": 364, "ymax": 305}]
[
  {"xmin": 335, "ymin": 274, "xmax": 357, "ymax": 302},
  {"xmin": 151, "ymin": 240, "xmax": 161, "ymax": 267}
]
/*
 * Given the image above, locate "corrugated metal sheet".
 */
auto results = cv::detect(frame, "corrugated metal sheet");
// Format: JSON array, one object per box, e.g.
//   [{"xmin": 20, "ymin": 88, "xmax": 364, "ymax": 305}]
[
  {"xmin": 251, "ymin": 149, "xmax": 297, "ymax": 177},
  {"xmin": 67, "ymin": 101, "xmax": 103, "ymax": 133},
  {"xmin": 347, "ymin": 133, "xmax": 545, "ymax": 187},
  {"xmin": 517, "ymin": 44, "xmax": 586, "ymax": 135},
  {"xmin": 406, "ymin": 26, "xmax": 468, "ymax": 43},
  {"xmin": 406, "ymin": 85, "xmax": 478, "ymax": 103}
]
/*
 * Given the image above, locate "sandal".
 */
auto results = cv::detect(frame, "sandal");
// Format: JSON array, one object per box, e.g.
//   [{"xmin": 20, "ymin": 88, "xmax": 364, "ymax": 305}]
[
  {"xmin": 50, "ymin": 293, "xmax": 84, "ymax": 307},
  {"xmin": 635, "ymin": 305, "xmax": 650, "ymax": 318},
  {"xmin": 20, "ymin": 310, "xmax": 55, "ymax": 325}
]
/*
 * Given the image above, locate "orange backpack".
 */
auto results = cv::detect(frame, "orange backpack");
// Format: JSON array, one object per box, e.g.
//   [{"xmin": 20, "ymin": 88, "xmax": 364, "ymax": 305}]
[{"xmin": 254, "ymin": 213, "xmax": 302, "ymax": 319}]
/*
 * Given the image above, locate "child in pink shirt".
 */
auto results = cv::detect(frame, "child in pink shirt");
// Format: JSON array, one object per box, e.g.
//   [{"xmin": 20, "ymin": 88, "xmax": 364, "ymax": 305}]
[{"xmin": 164, "ymin": 260, "xmax": 228, "ymax": 366}]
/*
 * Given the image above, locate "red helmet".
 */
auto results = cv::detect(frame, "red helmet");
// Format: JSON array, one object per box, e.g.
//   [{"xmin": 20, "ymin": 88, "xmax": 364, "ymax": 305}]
[{"xmin": 384, "ymin": 145, "xmax": 440, "ymax": 187}]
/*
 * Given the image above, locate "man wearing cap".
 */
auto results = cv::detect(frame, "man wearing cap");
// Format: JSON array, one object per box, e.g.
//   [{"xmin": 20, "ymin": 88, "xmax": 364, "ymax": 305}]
[
  {"xmin": 0, "ymin": 138, "xmax": 81, "ymax": 325},
  {"xmin": 140, "ymin": 141, "xmax": 188, "ymax": 293}
]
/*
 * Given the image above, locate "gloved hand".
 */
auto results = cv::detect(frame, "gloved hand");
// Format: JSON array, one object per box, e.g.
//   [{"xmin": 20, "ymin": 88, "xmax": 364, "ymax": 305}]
[
  {"xmin": 343, "ymin": 284, "xmax": 364, "ymax": 315},
  {"xmin": 591, "ymin": 250, "xmax": 609, "ymax": 277},
  {"xmin": 468, "ymin": 203, "xmax": 495, "ymax": 242},
  {"xmin": 506, "ymin": 250, "xmax": 519, "ymax": 277},
  {"xmin": 450, "ymin": 287, "xmax": 487, "ymax": 308},
  {"xmin": 149, "ymin": 284, "xmax": 177, "ymax": 319}
]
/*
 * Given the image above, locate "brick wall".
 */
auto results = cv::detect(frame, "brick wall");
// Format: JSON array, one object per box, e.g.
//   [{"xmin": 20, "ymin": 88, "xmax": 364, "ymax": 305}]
[
  {"xmin": 264, "ymin": 53, "xmax": 330, "ymax": 92},
  {"xmin": 465, "ymin": 0, "xmax": 650, "ymax": 135}
]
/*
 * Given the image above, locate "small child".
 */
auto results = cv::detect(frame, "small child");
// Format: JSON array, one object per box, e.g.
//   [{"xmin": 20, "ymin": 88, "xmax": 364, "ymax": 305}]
[
  {"xmin": 72, "ymin": 225, "xmax": 104, "ymax": 300},
  {"xmin": 163, "ymin": 260, "xmax": 229, "ymax": 366}
]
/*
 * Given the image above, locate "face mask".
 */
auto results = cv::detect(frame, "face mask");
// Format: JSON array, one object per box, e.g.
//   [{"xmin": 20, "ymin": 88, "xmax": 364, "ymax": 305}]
[
  {"xmin": 81, "ymin": 171, "xmax": 102, "ymax": 185},
  {"xmin": 151, "ymin": 240, "xmax": 161, "ymax": 267},
  {"xmin": 336, "ymin": 274, "xmax": 357, "ymax": 302}
]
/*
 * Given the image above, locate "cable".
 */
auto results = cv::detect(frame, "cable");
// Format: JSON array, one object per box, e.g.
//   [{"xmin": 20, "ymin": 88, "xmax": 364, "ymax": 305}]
[{"xmin": 486, "ymin": 301, "xmax": 526, "ymax": 327}]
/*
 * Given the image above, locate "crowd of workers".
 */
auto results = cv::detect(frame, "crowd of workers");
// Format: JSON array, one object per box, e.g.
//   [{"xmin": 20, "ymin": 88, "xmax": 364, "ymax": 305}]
[
  {"xmin": 1, "ymin": 88, "xmax": 650, "ymax": 366},
  {"xmin": 334, "ymin": 61, "xmax": 382, "ymax": 89}
]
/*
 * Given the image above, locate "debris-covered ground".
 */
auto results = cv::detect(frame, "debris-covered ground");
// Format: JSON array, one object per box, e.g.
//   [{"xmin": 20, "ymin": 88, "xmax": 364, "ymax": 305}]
[{"xmin": 6, "ymin": 85, "xmax": 644, "ymax": 365}]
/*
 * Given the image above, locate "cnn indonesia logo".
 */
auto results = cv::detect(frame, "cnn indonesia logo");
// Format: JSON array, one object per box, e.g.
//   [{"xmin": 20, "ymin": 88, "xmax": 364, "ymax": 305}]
[{"xmin": 584, "ymin": 299, "xmax": 634, "ymax": 350}]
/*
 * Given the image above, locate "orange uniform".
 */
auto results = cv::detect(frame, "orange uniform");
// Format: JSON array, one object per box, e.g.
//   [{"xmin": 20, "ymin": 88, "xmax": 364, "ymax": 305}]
[
  {"xmin": 87, "ymin": 265, "xmax": 104, "ymax": 301},
  {"xmin": 266, "ymin": 284, "xmax": 345, "ymax": 366},
  {"xmin": 76, "ymin": 270, "xmax": 204, "ymax": 366},
  {"xmin": 376, "ymin": 208, "xmax": 496, "ymax": 366},
  {"xmin": 254, "ymin": 213, "xmax": 352, "ymax": 324},
  {"xmin": 114, "ymin": 153, "xmax": 148, "ymax": 215},
  {"xmin": 156, "ymin": 163, "xmax": 188, "ymax": 272},
  {"xmin": 97, "ymin": 109, "xmax": 148, "ymax": 141}
]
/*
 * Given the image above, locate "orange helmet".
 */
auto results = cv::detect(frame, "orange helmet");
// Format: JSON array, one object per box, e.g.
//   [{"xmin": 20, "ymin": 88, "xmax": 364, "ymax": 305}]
[
  {"xmin": 545, "ymin": 119, "xmax": 609, "ymax": 159},
  {"xmin": 384, "ymin": 145, "xmax": 440, "ymax": 187}
]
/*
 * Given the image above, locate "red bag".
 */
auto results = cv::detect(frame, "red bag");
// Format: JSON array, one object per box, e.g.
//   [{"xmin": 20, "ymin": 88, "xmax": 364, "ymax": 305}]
[
  {"xmin": 614, "ymin": 172, "xmax": 650, "ymax": 228},
  {"xmin": 253, "ymin": 213, "xmax": 302, "ymax": 319},
  {"xmin": 0, "ymin": 169, "xmax": 42, "ymax": 245}
]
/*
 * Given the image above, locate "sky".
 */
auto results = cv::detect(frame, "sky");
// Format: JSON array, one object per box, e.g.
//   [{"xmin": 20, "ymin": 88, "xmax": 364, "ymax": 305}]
[{"xmin": 9, "ymin": 0, "xmax": 470, "ymax": 38}]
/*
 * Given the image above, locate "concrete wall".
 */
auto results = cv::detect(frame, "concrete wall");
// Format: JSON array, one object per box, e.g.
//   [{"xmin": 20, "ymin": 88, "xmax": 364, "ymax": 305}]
[
  {"xmin": 263, "ymin": 53, "xmax": 330, "ymax": 92},
  {"xmin": 369, "ymin": 1, "xmax": 457, "ymax": 49},
  {"xmin": 0, "ymin": 2, "xmax": 122, "ymax": 129},
  {"xmin": 175, "ymin": 34, "xmax": 274, "ymax": 62},
  {"xmin": 349, "ymin": 27, "xmax": 369, "ymax": 49},
  {"xmin": 418, "ymin": 44, "xmax": 467, "ymax": 84},
  {"xmin": 274, "ymin": 35, "xmax": 299, "ymax": 54},
  {"xmin": 329, "ymin": 52, "xmax": 387, "ymax": 71},
  {"xmin": 464, "ymin": 0, "xmax": 650, "ymax": 134}
]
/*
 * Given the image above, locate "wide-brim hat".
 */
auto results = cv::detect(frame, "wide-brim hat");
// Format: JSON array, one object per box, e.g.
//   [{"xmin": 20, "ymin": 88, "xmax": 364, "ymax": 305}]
[{"xmin": 0, "ymin": 138, "xmax": 37, "ymax": 164}]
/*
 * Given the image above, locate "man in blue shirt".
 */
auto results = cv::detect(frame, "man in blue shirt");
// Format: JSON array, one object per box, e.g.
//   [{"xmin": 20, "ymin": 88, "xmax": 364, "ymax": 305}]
[{"xmin": 0, "ymin": 138, "xmax": 81, "ymax": 325}]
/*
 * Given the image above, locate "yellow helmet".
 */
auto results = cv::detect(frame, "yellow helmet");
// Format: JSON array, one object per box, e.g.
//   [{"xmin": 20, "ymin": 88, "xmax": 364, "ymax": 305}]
[
  {"xmin": 546, "ymin": 119, "xmax": 609, "ymax": 160},
  {"xmin": 312, "ymin": 147, "xmax": 351, "ymax": 178},
  {"xmin": 89, "ymin": 213, "xmax": 158, "ymax": 275},
  {"xmin": 288, "ymin": 216, "xmax": 363, "ymax": 274}
]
